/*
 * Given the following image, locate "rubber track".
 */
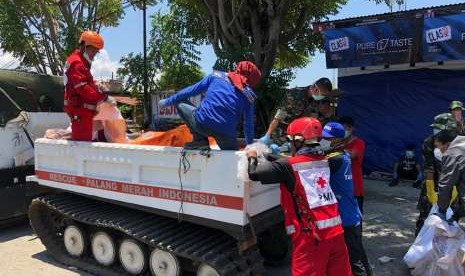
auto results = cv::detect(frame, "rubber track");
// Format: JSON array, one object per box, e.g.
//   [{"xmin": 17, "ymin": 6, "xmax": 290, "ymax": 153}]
[{"xmin": 29, "ymin": 193, "xmax": 265, "ymax": 276}]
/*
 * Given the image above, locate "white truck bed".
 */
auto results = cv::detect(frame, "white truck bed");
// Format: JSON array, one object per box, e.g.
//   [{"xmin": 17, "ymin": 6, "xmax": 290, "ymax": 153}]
[{"xmin": 32, "ymin": 138, "xmax": 281, "ymax": 237}]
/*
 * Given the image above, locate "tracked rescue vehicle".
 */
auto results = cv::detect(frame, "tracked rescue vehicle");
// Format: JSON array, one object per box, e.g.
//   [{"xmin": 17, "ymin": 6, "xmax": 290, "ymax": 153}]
[{"xmin": 29, "ymin": 138, "xmax": 286, "ymax": 275}]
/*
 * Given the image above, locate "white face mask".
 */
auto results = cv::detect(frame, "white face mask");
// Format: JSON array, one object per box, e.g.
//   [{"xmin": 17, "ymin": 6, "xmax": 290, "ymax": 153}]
[
  {"xmin": 318, "ymin": 139, "xmax": 331, "ymax": 151},
  {"xmin": 83, "ymin": 51, "xmax": 93, "ymax": 64},
  {"xmin": 434, "ymin": 148, "xmax": 443, "ymax": 161},
  {"xmin": 405, "ymin": 151, "xmax": 415, "ymax": 158},
  {"xmin": 344, "ymin": 130, "xmax": 351, "ymax": 138}
]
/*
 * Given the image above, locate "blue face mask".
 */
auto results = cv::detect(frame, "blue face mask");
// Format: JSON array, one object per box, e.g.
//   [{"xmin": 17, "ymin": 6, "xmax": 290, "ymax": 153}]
[
  {"xmin": 433, "ymin": 128, "xmax": 441, "ymax": 135},
  {"xmin": 344, "ymin": 130, "xmax": 350, "ymax": 138},
  {"xmin": 312, "ymin": 95, "xmax": 326, "ymax": 101},
  {"xmin": 405, "ymin": 151, "xmax": 415, "ymax": 158}
]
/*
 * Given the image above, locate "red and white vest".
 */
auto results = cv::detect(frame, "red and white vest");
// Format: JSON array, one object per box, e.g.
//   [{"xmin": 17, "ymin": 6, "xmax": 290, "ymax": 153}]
[{"xmin": 281, "ymin": 154, "xmax": 343, "ymax": 240}]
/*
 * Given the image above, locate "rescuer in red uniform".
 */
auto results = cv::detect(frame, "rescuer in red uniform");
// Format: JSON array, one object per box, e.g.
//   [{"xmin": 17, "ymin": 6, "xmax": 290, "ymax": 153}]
[
  {"xmin": 64, "ymin": 31, "xmax": 108, "ymax": 141},
  {"xmin": 247, "ymin": 117, "xmax": 351, "ymax": 276}
]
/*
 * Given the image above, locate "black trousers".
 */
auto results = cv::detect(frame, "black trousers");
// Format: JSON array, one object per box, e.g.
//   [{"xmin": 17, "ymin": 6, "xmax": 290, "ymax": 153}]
[{"xmin": 344, "ymin": 224, "xmax": 372, "ymax": 276}]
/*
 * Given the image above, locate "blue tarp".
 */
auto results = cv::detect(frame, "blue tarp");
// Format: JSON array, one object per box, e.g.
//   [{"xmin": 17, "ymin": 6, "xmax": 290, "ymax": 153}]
[{"xmin": 338, "ymin": 68, "xmax": 465, "ymax": 173}]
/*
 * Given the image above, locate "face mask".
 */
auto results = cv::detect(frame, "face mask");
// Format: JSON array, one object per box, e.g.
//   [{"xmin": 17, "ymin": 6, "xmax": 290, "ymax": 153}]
[
  {"xmin": 344, "ymin": 130, "xmax": 350, "ymax": 138},
  {"xmin": 318, "ymin": 139, "xmax": 331, "ymax": 151},
  {"xmin": 83, "ymin": 51, "xmax": 93, "ymax": 64},
  {"xmin": 434, "ymin": 148, "xmax": 443, "ymax": 161},
  {"xmin": 405, "ymin": 151, "xmax": 415, "ymax": 158},
  {"xmin": 433, "ymin": 128, "xmax": 441, "ymax": 135},
  {"xmin": 312, "ymin": 95, "xmax": 326, "ymax": 101}
]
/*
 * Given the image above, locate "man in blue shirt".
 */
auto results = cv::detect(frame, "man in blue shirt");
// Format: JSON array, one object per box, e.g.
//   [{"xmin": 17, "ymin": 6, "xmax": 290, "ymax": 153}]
[
  {"xmin": 159, "ymin": 61, "xmax": 261, "ymax": 150},
  {"xmin": 322, "ymin": 122, "xmax": 371, "ymax": 276}
]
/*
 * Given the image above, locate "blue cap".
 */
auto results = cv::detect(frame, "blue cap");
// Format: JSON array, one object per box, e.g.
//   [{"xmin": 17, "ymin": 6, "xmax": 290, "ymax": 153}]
[{"xmin": 322, "ymin": 122, "xmax": 345, "ymax": 138}]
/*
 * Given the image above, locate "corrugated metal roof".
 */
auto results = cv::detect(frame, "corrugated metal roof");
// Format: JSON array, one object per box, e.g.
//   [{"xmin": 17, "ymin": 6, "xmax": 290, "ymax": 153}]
[
  {"xmin": 320, "ymin": 2, "xmax": 465, "ymax": 26},
  {"xmin": 113, "ymin": 96, "xmax": 138, "ymax": 106}
]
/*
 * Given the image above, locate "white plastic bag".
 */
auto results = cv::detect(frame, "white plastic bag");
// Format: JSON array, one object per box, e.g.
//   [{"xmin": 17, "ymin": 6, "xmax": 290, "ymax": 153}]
[
  {"xmin": 93, "ymin": 102, "xmax": 128, "ymax": 143},
  {"xmin": 237, "ymin": 142, "xmax": 270, "ymax": 182},
  {"xmin": 404, "ymin": 205, "xmax": 465, "ymax": 276}
]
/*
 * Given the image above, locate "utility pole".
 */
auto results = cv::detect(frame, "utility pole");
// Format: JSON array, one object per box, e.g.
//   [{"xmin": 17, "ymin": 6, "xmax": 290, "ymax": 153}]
[{"xmin": 142, "ymin": 0, "xmax": 151, "ymax": 128}]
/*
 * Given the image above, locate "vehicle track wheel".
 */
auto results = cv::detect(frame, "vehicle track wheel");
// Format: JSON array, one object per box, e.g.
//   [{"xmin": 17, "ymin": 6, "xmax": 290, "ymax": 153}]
[
  {"xmin": 63, "ymin": 225, "xmax": 86, "ymax": 257},
  {"xmin": 119, "ymin": 239, "xmax": 147, "ymax": 275},
  {"xmin": 149, "ymin": 248, "xmax": 180, "ymax": 276},
  {"xmin": 91, "ymin": 231, "xmax": 116, "ymax": 266},
  {"xmin": 197, "ymin": 263, "xmax": 220, "ymax": 276}
]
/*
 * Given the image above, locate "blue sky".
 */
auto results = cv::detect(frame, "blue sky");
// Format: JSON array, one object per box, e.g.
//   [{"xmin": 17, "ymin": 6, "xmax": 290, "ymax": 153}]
[{"xmin": 100, "ymin": 0, "xmax": 464, "ymax": 87}]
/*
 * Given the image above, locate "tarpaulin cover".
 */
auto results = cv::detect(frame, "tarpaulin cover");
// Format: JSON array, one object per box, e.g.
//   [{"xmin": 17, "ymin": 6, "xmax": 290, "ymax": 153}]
[
  {"xmin": 338, "ymin": 68, "xmax": 465, "ymax": 173},
  {"xmin": 0, "ymin": 70, "xmax": 64, "ymax": 125},
  {"xmin": 130, "ymin": 124, "xmax": 217, "ymax": 147}
]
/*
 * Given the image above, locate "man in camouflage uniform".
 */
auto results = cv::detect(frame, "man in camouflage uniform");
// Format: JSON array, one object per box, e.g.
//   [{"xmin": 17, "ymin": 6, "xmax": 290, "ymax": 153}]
[
  {"xmin": 258, "ymin": 77, "xmax": 341, "ymax": 146},
  {"xmin": 450, "ymin": 100, "xmax": 465, "ymax": 135},
  {"xmin": 415, "ymin": 113, "xmax": 458, "ymax": 236}
]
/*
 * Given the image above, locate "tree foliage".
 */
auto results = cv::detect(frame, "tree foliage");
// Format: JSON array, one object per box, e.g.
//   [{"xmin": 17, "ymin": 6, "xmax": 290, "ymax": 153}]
[
  {"xmin": 117, "ymin": 5, "xmax": 203, "ymax": 100},
  {"xmin": 0, "ymin": 0, "xmax": 155, "ymax": 75},
  {"xmin": 166, "ymin": 0, "xmax": 348, "ymax": 78},
  {"xmin": 372, "ymin": 0, "xmax": 405, "ymax": 10}
]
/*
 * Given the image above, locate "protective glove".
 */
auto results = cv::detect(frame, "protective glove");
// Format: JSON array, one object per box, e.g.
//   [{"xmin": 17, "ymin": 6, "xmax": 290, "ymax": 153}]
[
  {"xmin": 159, "ymin": 99, "xmax": 168, "ymax": 107},
  {"xmin": 425, "ymin": 179, "xmax": 438, "ymax": 204},
  {"xmin": 270, "ymin": 144, "xmax": 280, "ymax": 155},
  {"xmin": 258, "ymin": 134, "xmax": 271, "ymax": 145}
]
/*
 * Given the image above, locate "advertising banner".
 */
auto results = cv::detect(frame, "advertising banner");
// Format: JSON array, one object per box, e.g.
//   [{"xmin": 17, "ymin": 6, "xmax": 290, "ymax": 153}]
[
  {"xmin": 151, "ymin": 93, "xmax": 201, "ymax": 130},
  {"xmin": 324, "ymin": 18, "xmax": 422, "ymax": 68},
  {"xmin": 423, "ymin": 13, "xmax": 465, "ymax": 61}
]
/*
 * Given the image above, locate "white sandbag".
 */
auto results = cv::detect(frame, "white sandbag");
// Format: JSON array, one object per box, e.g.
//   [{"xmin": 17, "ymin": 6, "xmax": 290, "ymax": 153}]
[
  {"xmin": 94, "ymin": 102, "xmax": 123, "ymax": 120},
  {"xmin": 404, "ymin": 205, "xmax": 453, "ymax": 267},
  {"xmin": 404, "ymin": 205, "xmax": 465, "ymax": 276},
  {"xmin": 93, "ymin": 102, "xmax": 128, "ymax": 143},
  {"xmin": 237, "ymin": 142, "xmax": 270, "ymax": 182}
]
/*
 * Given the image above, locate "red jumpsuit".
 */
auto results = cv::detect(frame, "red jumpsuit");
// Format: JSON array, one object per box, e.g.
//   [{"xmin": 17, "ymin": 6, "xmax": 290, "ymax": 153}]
[
  {"xmin": 284, "ymin": 155, "xmax": 352, "ymax": 276},
  {"xmin": 64, "ymin": 50, "xmax": 106, "ymax": 141}
]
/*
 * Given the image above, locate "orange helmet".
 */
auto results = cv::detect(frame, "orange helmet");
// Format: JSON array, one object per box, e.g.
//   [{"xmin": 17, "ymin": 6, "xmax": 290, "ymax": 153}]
[
  {"xmin": 287, "ymin": 117, "xmax": 322, "ymax": 140},
  {"xmin": 79, "ymin": 31, "xmax": 104, "ymax": 49}
]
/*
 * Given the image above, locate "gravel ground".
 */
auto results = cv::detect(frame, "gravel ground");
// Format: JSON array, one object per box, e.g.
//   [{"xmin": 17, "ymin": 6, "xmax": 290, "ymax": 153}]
[{"xmin": 0, "ymin": 179, "xmax": 419, "ymax": 276}]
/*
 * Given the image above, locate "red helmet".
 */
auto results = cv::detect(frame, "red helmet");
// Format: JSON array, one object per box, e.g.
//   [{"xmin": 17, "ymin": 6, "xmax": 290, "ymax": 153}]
[{"xmin": 287, "ymin": 117, "xmax": 322, "ymax": 140}]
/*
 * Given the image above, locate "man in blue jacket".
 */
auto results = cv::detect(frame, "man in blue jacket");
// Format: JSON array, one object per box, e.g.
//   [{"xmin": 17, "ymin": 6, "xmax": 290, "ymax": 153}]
[
  {"xmin": 159, "ymin": 61, "xmax": 261, "ymax": 150},
  {"xmin": 322, "ymin": 122, "xmax": 371, "ymax": 276}
]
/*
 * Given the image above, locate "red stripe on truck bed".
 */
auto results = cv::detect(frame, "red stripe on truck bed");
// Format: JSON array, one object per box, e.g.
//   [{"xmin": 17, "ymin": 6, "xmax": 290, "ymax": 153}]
[{"xmin": 35, "ymin": 170, "xmax": 244, "ymax": 210}]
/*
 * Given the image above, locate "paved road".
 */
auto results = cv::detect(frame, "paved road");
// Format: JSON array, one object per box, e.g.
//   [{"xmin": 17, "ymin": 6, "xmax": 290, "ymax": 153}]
[{"xmin": 0, "ymin": 179, "xmax": 417, "ymax": 276}]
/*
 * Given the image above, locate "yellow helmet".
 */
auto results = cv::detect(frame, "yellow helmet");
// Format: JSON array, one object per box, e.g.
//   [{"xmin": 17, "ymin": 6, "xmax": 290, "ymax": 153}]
[{"xmin": 79, "ymin": 31, "xmax": 104, "ymax": 49}]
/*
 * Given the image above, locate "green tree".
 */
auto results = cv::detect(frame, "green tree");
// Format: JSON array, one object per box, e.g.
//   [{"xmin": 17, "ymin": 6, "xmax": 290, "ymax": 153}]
[
  {"xmin": 117, "ymin": 5, "xmax": 203, "ymax": 98},
  {"xmin": 152, "ymin": 7, "xmax": 204, "ymax": 90},
  {"xmin": 0, "ymin": 0, "xmax": 155, "ymax": 75},
  {"xmin": 167, "ymin": 0, "xmax": 347, "ymax": 78}
]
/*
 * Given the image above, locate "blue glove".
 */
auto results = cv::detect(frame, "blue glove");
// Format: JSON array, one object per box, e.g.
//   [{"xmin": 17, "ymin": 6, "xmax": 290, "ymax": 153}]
[
  {"xmin": 258, "ymin": 134, "xmax": 271, "ymax": 145},
  {"xmin": 270, "ymin": 144, "xmax": 280, "ymax": 155},
  {"xmin": 159, "ymin": 99, "xmax": 168, "ymax": 107}
]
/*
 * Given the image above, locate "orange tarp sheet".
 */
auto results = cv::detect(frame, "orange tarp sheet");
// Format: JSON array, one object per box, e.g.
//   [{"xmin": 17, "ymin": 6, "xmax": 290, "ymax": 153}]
[{"xmin": 130, "ymin": 124, "xmax": 217, "ymax": 147}]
